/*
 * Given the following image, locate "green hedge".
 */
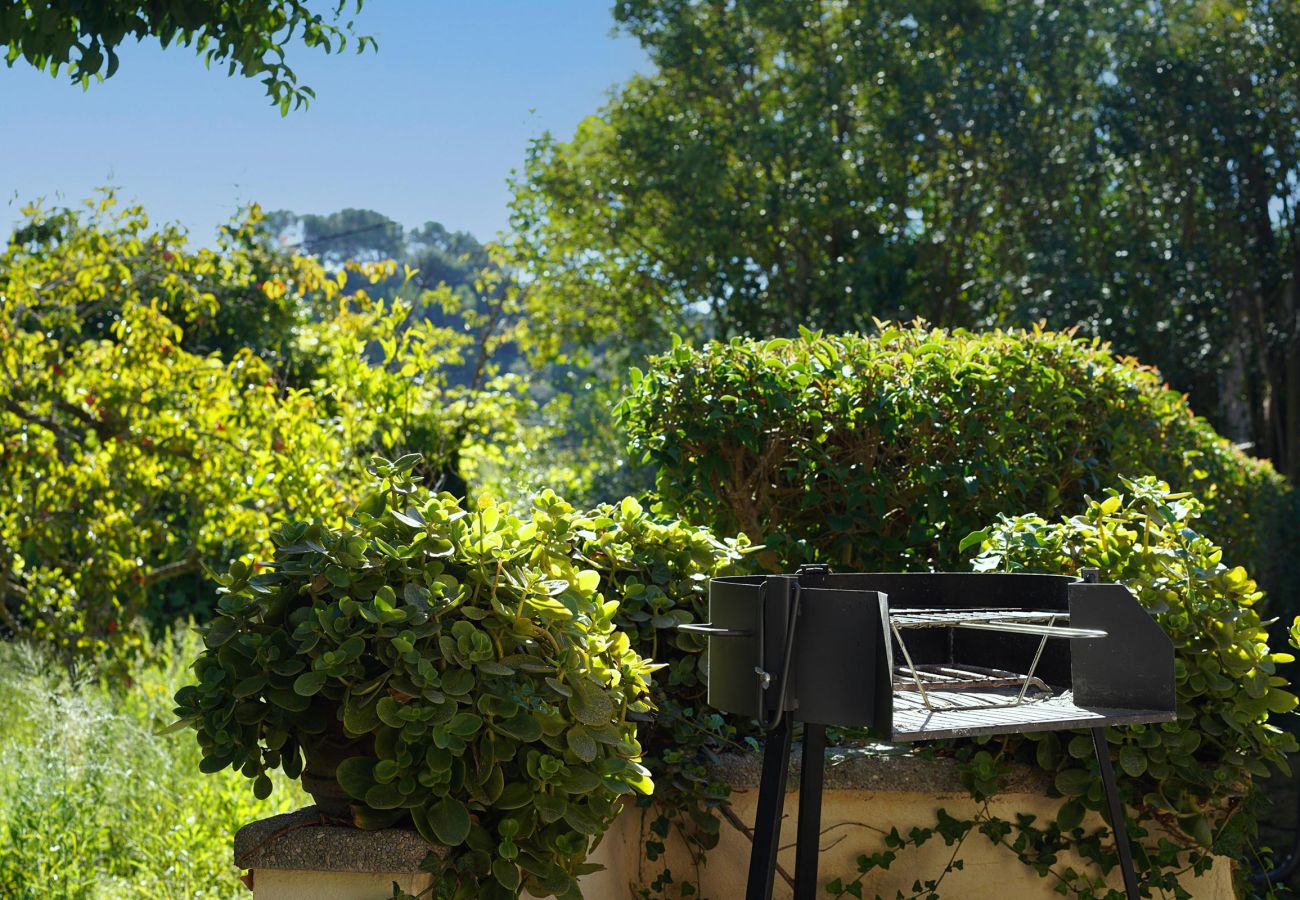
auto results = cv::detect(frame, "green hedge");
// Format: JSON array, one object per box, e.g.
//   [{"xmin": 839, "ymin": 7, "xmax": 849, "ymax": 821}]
[{"xmin": 618, "ymin": 325, "xmax": 1294, "ymax": 607}]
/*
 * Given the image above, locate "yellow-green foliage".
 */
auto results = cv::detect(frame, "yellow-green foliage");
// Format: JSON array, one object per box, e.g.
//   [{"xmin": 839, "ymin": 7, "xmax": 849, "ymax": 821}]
[
  {"xmin": 0, "ymin": 627, "xmax": 306, "ymax": 899},
  {"xmin": 970, "ymin": 477, "xmax": 1297, "ymax": 859},
  {"xmin": 618, "ymin": 325, "xmax": 1292, "ymax": 604},
  {"xmin": 0, "ymin": 194, "xmax": 528, "ymax": 657}
]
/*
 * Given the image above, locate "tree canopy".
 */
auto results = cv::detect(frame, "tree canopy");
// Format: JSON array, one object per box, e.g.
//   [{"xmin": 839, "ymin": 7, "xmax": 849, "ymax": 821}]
[
  {"xmin": 511, "ymin": 0, "xmax": 1300, "ymax": 477},
  {"xmin": 0, "ymin": 194, "xmax": 529, "ymax": 655},
  {"xmin": 0, "ymin": 0, "xmax": 373, "ymax": 111}
]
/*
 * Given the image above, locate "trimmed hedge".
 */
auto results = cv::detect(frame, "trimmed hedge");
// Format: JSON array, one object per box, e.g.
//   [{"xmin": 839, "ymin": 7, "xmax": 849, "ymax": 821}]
[{"xmin": 618, "ymin": 325, "xmax": 1294, "ymax": 607}]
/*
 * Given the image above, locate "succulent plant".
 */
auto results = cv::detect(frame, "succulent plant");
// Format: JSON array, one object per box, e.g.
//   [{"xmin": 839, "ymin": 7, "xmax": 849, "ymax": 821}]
[{"xmin": 172, "ymin": 455, "xmax": 658, "ymax": 899}]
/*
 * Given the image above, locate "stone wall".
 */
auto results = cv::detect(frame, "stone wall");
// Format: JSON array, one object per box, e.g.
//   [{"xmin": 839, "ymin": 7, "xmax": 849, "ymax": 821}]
[
  {"xmin": 236, "ymin": 751, "xmax": 1234, "ymax": 899},
  {"xmin": 596, "ymin": 751, "xmax": 1233, "ymax": 899}
]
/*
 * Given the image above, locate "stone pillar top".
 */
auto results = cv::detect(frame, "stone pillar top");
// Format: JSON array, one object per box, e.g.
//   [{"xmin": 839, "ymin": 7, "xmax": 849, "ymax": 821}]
[{"xmin": 234, "ymin": 806, "xmax": 445, "ymax": 874}]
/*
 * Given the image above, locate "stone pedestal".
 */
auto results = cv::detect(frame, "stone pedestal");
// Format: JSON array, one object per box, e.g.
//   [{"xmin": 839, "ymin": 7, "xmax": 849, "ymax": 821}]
[
  {"xmin": 234, "ymin": 808, "xmax": 441, "ymax": 898},
  {"xmin": 233, "ymin": 805, "xmax": 629, "ymax": 899}
]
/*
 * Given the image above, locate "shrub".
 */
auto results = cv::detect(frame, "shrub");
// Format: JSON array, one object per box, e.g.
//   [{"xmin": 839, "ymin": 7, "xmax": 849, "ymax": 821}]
[
  {"xmin": 0, "ymin": 627, "xmax": 305, "ymax": 899},
  {"xmin": 171, "ymin": 457, "xmax": 658, "ymax": 900},
  {"xmin": 617, "ymin": 325, "xmax": 1293, "ymax": 607},
  {"xmin": 967, "ymin": 476, "xmax": 1297, "ymax": 866}
]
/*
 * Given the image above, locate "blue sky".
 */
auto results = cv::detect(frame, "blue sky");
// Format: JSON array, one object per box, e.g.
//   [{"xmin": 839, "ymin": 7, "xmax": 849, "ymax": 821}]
[{"xmin": 0, "ymin": 2, "xmax": 646, "ymax": 244}]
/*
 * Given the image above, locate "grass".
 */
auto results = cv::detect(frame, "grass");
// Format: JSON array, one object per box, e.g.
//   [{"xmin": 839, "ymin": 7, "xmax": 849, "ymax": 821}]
[{"xmin": 0, "ymin": 626, "xmax": 307, "ymax": 899}]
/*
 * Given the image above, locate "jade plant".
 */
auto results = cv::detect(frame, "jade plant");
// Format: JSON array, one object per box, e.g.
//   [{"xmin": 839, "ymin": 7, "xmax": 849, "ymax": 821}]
[{"xmin": 171, "ymin": 456, "xmax": 658, "ymax": 899}]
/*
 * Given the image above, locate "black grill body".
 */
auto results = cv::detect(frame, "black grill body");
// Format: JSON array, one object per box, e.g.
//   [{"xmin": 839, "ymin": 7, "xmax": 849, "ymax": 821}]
[
  {"xmin": 697, "ymin": 572, "xmax": 1174, "ymax": 739},
  {"xmin": 682, "ymin": 569, "xmax": 1177, "ymax": 900}
]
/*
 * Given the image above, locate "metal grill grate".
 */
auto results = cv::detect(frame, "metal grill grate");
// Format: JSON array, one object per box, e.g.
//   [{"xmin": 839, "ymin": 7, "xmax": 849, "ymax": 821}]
[{"xmin": 887, "ymin": 607, "xmax": 1106, "ymax": 715}]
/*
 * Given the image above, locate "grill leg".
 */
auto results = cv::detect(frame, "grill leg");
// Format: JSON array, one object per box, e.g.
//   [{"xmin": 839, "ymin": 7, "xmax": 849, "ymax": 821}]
[
  {"xmin": 794, "ymin": 722, "xmax": 827, "ymax": 900},
  {"xmin": 746, "ymin": 716, "xmax": 795, "ymax": 900},
  {"xmin": 1092, "ymin": 727, "xmax": 1140, "ymax": 900}
]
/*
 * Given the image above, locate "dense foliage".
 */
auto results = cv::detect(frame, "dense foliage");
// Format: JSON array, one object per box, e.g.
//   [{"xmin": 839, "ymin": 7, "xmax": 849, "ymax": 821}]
[
  {"xmin": 0, "ymin": 0, "xmax": 372, "ymax": 111},
  {"xmin": 173, "ymin": 457, "xmax": 660, "ymax": 900},
  {"xmin": 264, "ymin": 205, "xmax": 523, "ymax": 393},
  {"xmin": 618, "ymin": 326, "xmax": 1294, "ymax": 610},
  {"xmin": 0, "ymin": 627, "xmax": 305, "ymax": 899},
  {"xmin": 576, "ymin": 496, "xmax": 754, "ymax": 883},
  {"xmin": 964, "ymin": 478, "xmax": 1297, "ymax": 879},
  {"xmin": 0, "ymin": 195, "xmax": 526, "ymax": 657},
  {"xmin": 513, "ymin": 0, "xmax": 1300, "ymax": 477}
]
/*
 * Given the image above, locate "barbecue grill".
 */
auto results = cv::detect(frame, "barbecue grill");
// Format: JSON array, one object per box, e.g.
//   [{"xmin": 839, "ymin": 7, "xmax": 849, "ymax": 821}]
[{"xmin": 679, "ymin": 566, "xmax": 1176, "ymax": 900}]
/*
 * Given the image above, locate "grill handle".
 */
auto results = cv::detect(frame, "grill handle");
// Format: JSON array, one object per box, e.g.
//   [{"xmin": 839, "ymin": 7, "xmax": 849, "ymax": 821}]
[{"xmin": 676, "ymin": 623, "xmax": 753, "ymax": 638}]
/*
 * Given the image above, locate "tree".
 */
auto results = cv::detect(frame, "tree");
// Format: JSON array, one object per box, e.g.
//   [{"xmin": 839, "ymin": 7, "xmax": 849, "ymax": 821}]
[
  {"xmin": 511, "ymin": 0, "xmax": 1300, "ymax": 478},
  {"xmin": 265, "ymin": 208, "xmax": 492, "ymax": 295},
  {"xmin": 406, "ymin": 220, "xmax": 493, "ymax": 293},
  {"xmin": 0, "ymin": 0, "xmax": 373, "ymax": 111},
  {"xmin": 264, "ymin": 207, "xmax": 519, "ymax": 381},
  {"xmin": 265, "ymin": 206, "xmax": 657, "ymax": 506},
  {"xmin": 0, "ymin": 193, "xmax": 529, "ymax": 656},
  {"xmin": 265, "ymin": 207, "xmax": 405, "ymax": 265}
]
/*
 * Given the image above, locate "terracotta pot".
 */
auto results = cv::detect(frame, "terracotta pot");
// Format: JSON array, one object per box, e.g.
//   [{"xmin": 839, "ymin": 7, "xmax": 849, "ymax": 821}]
[{"xmin": 299, "ymin": 720, "xmax": 373, "ymax": 818}]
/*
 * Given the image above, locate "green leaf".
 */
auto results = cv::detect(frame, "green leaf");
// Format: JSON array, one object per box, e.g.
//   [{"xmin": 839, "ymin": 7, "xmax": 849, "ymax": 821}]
[
  {"xmin": 392, "ymin": 509, "xmax": 425, "ymax": 528},
  {"xmin": 958, "ymin": 529, "xmax": 989, "ymax": 553},
  {"xmin": 1053, "ymin": 767, "xmax": 1093, "ymax": 798},
  {"xmin": 233, "ymin": 674, "xmax": 268, "ymax": 698},
  {"xmin": 575, "ymin": 569, "xmax": 601, "ymax": 594},
  {"xmin": 293, "ymin": 670, "xmax": 326, "ymax": 697},
  {"xmin": 392, "ymin": 453, "xmax": 423, "ymax": 472},
  {"xmin": 497, "ymin": 783, "xmax": 533, "ymax": 809},
  {"xmin": 559, "ymin": 769, "xmax": 603, "ymax": 795},
  {"xmin": 493, "ymin": 714, "xmax": 543, "ymax": 742},
  {"xmin": 1190, "ymin": 815, "xmax": 1213, "ymax": 847},
  {"xmin": 565, "ymin": 727, "xmax": 598, "ymax": 763},
  {"xmin": 534, "ymin": 792, "xmax": 567, "ymax": 823},
  {"xmin": 428, "ymin": 797, "xmax": 471, "ymax": 845},
  {"xmin": 364, "ymin": 780, "xmax": 406, "ymax": 810},
  {"xmin": 376, "ymin": 696, "xmax": 405, "ymax": 728},
  {"xmin": 335, "ymin": 757, "xmax": 377, "ymax": 800},
  {"xmin": 199, "ymin": 752, "xmax": 231, "ymax": 774},
  {"xmin": 562, "ymin": 803, "xmax": 602, "ymax": 835},
  {"xmin": 267, "ymin": 688, "xmax": 310, "ymax": 713},
  {"xmin": 492, "ymin": 858, "xmax": 521, "ymax": 891},
  {"xmin": 567, "ymin": 680, "xmax": 613, "ymax": 727},
  {"xmin": 448, "ymin": 712, "xmax": 484, "ymax": 738},
  {"xmin": 441, "ymin": 669, "xmax": 475, "ymax": 696},
  {"xmin": 354, "ymin": 491, "xmax": 386, "ymax": 518},
  {"xmin": 1056, "ymin": 799, "xmax": 1085, "ymax": 831},
  {"xmin": 155, "ymin": 718, "xmax": 192, "ymax": 736},
  {"xmin": 203, "ymin": 617, "xmax": 239, "ymax": 648},
  {"xmin": 410, "ymin": 805, "xmax": 436, "ymax": 844},
  {"xmin": 1118, "ymin": 746, "xmax": 1147, "ymax": 778},
  {"xmin": 343, "ymin": 690, "xmax": 381, "ymax": 735}
]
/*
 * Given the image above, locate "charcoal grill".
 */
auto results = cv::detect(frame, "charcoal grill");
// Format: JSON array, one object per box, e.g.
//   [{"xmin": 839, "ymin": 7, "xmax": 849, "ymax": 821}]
[{"xmin": 679, "ymin": 566, "xmax": 1175, "ymax": 900}]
